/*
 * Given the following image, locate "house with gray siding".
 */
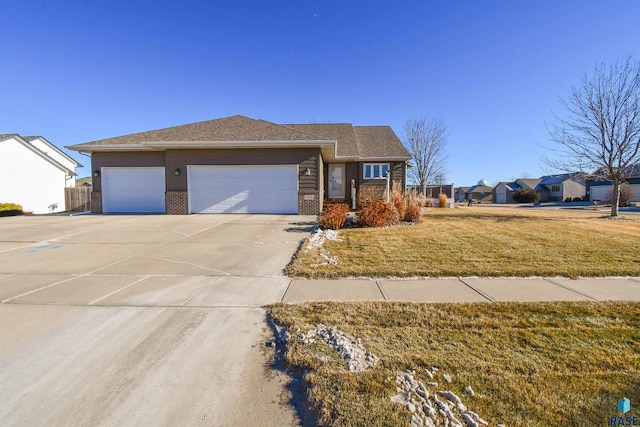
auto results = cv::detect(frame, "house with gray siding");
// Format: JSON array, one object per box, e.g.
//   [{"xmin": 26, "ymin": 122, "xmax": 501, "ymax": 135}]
[
  {"xmin": 493, "ymin": 175, "xmax": 585, "ymax": 203},
  {"xmin": 67, "ymin": 115, "xmax": 410, "ymax": 215},
  {"xmin": 536, "ymin": 175, "xmax": 585, "ymax": 202}
]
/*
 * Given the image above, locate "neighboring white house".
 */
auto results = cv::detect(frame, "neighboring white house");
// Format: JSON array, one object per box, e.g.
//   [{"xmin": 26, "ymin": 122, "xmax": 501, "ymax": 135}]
[{"xmin": 0, "ymin": 134, "xmax": 81, "ymax": 214}]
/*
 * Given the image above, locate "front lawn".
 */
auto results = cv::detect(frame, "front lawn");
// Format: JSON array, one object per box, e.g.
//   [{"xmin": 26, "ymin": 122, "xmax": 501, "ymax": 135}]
[
  {"xmin": 269, "ymin": 301, "xmax": 640, "ymax": 427},
  {"xmin": 288, "ymin": 206, "xmax": 640, "ymax": 278}
]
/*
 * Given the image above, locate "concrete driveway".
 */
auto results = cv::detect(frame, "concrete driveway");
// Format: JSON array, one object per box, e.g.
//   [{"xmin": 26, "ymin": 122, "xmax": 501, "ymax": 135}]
[{"xmin": 0, "ymin": 214, "xmax": 314, "ymax": 426}]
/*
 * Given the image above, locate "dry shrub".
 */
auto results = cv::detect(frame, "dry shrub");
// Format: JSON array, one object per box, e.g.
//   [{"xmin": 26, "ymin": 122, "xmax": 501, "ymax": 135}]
[
  {"xmin": 438, "ymin": 193, "xmax": 448, "ymax": 208},
  {"xmin": 318, "ymin": 203, "xmax": 350, "ymax": 230},
  {"xmin": 358, "ymin": 200, "xmax": 399, "ymax": 227},
  {"xmin": 424, "ymin": 198, "xmax": 434, "ymax": 208},
  {"xmin": 358, "ymin": 186, "xmax": 385, "ymax": 207},
  {"xmin": 404, "ymin": 192, "xmax": 423, "ymax": 223}
]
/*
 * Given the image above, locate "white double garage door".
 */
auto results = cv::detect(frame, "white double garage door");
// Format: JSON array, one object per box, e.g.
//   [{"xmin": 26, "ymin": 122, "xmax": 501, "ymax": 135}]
[{"xmin": 102, "ymin": 166, "xmax": 299, "ymax": 214}]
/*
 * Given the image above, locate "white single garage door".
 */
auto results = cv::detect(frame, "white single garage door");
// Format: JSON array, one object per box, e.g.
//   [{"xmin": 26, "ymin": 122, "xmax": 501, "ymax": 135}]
[
  {"xmin": 496, "ymin": 192, "xmax": 507, "ymax": 204},
  {"xmin": 102, "ymin": 167, "xmax": 166, "ymax": 213},
  {"xmin": 188, "ymin": 165, "xmax": 298, "ymax": 214},
  {"xmin": 589, "ymin": 185, "xmax": 612, "ymax": 201}
]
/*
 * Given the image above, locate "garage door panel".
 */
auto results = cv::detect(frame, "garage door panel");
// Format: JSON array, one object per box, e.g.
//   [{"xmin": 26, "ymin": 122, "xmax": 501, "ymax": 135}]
[
  {"xmin": 188, "ymin": 166, "xmax": 298, "ymax": 214},
  {"xmin": 102, "ymin": 168, "xmax": 166, "ymax": 213},
  {"xmin": 590, "ymin": 185, "xmax": 611, "ymax": 201}
]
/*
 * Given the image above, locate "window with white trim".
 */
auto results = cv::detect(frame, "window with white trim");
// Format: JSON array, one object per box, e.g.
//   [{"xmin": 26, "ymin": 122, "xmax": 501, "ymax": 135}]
[
  {"xmin": 363, "ymin": 163, "xmax": 390, "ymax": 179},
  {"xmin": 551, "ymin": 185, "xmax": 561, "ymax": 192}
]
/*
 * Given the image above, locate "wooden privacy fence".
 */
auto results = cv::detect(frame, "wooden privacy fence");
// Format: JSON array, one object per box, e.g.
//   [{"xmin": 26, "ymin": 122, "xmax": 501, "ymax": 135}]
[
  {"xmin": 65, "ymin": 187, "xmax": 91, "ymax": 212},
  {"xmin": 407, "ymin": 184, "xmax": 453, "ymax": 198}
]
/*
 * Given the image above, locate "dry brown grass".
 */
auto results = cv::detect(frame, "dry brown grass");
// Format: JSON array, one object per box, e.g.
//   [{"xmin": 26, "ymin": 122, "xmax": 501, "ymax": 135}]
[
  {"xmin": 288, "ymin": 206, "xmax": 640, "ymax": 278},
  {"xmin": 269, "ymin": 301, "xmax": 640, "ymax": 426}
]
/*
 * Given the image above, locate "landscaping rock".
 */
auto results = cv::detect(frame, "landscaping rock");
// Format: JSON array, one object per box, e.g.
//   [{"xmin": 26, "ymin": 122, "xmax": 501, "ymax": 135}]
[
  {"xmin": 314, "ymin": 324, "xmax": 378, "ymax": 372},
  {"xmin": 391, "ymin": 369, "xmax": 489, "ymax": 427},
  {"xmin": 463, "ymin": 385, "xmax": 475, "ymax": 397}
]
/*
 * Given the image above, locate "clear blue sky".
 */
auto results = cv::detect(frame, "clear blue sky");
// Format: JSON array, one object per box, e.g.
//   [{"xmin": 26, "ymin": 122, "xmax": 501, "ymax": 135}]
[{"xmin": 2, "ymin": 0, "xmax": 639, "ymax": 186}]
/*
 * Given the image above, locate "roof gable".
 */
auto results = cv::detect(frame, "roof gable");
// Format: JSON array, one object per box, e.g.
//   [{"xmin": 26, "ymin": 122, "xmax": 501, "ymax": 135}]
[
  {"xmin": 24, "ymin": 136, "xmax": 81, "ymax": 169},
  {"xmin": 354, "ymin": 126, "xmax": 410, "ymax": 159},
  {"xmin": 467, "ymin": 184, "xmax": 493, "ymax": 193},
  {"xmin": 515, "ymin": 178, "xmax": 542, "ymax": 190},
  {"xmin": 285, "ymin": 123, "xmax": 359, "ymax": 157},
  {"xmin": 0, "ymin": 134, "xmax": 78, "ymax": 175}
]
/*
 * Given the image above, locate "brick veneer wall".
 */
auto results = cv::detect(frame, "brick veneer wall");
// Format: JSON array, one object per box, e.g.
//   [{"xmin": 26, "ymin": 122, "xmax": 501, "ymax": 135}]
[
  {"xmin": 298, "ymin": 191, "xmax": 321, "ymax": 215},
  {"xmin": 91, "ymin": 192, "xmax": 102, "ymax": 213},
  {"xmin": 166, "ymin": 191, "xmax": 188, "ymax": 215}
]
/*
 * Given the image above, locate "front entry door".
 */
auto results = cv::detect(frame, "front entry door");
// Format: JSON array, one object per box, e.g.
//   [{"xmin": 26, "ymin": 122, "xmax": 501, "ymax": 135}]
[{"xmin": 328, "ymin": 164, "xmax": 345, "ymax": 198}]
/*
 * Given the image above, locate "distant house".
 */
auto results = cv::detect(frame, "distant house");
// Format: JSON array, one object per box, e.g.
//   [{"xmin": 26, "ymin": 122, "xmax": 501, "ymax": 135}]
[
  {"xmin": 536, "ymin": 175, "xmax": 585, "ymax": 202},
  {"xmin": 466, "ymin": 184, "xmax": 494, "ymax": 203},
  {"xmin": 455, "ymin": 187, "xmax": 471, "ymax": 202},
  {"xmin": 493, "ymin": 175, "xmax": 585, "ymax": 203},
  {"xmin": 0, "ymin": 134, "xmax": 81, "ymax": 214},
  {"xmin": 75, "ymin": 177, "xmax": 93, "ymax": 187},
  {"xmin": 493, "ymin": 182, "xmax": 517, "ymax": 203}
]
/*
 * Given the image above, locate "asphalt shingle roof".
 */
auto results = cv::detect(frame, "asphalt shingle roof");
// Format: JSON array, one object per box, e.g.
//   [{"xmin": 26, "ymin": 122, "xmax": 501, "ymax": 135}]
[
  {"xmin": 76, "ymin": 115, "xmax": 324, "ymax": 146},
  {"xmin": 68, "ymin": 115, "xmax": 410, "ymax": 160}
]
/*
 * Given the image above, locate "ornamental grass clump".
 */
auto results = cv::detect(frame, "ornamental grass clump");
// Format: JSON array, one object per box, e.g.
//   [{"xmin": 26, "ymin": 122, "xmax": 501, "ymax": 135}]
[
  {"xmin": 391, "ymin": 182, "xmax": 406, "ymax": 220},
  {"xmin": 318, "ymin": 203, "xmax": 349, "ymax": 230},
  {"xmin": 358, "ymin": 200, "xmax": 399, "ymax": 227},
  {"xmin": 404, "ymin": 192, "xmax": 423, "ymax": 223},
  {"xmin": 438, "ymin": 193, "xmax": 448, "ymax": 208}
]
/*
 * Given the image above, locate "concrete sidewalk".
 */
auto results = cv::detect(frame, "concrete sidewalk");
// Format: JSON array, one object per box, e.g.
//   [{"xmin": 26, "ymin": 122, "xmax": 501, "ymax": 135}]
[{"xmin": 282, "ymin": 277, "xmax": 640, "ymax": 303}]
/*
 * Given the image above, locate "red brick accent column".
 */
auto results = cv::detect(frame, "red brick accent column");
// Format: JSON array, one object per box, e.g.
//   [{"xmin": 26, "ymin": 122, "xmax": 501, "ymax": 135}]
[
  {"xmin": 298, "ymin": 191, "xmax": 321, "ymax": 215},
  {"xmin": 166, "ymin": 191, "xmax": 188, "ymax": 215},
  {"xmin": 90, "ymin": 192, "xmax": 102, "ymax": 213}
]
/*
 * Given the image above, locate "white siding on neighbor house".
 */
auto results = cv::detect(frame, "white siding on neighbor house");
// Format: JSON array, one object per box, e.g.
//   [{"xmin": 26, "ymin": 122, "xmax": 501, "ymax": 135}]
[
  {"xmin": 27, "ymin": 137, "xmax": 78, "ymax": 179},
  {"xmin": 0, "ymin": 137, "xmax": 67, "ymax": 214}
]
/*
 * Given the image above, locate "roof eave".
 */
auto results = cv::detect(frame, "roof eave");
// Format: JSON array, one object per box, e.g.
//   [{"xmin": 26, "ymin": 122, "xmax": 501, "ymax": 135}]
[
  {"xmin": 144, "ymin": 140, "xmax": 336, "ymax": 149},
  {"xmin": 66, "ymin": 144, "xmax": 157, "ymax": 152},
  {"xmin": 355, "ymin": 157, "xmax": 411, "ymax": 162}
]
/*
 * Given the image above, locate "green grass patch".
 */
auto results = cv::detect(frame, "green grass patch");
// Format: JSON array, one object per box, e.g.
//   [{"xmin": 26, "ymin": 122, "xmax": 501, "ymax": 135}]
[
  {"xmin": 288, "ymin": 207, "xmax": 640, "ymax": 278},
  {"xmin": 269, "ymin": 301, "xmax": 640, "ymax": 426}
]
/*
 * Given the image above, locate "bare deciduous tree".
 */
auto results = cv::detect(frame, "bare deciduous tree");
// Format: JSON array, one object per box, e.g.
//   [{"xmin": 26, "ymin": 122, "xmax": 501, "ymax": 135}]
[
  {"xmin": 403, "ymin": 118, "xmax": 448, "ymax": 192},
  {"xmin": 546, "ymin": 56, "xmax": 640, "ymax": 217}
]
